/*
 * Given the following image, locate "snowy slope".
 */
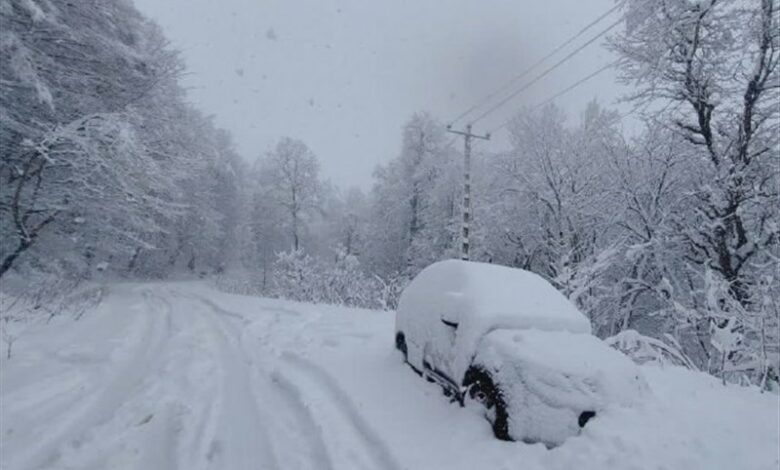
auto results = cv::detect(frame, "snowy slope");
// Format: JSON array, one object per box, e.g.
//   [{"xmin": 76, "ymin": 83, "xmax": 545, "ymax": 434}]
[{"xmin": 1, "ymin": 282, "xmax": 777, "ymax": 470}]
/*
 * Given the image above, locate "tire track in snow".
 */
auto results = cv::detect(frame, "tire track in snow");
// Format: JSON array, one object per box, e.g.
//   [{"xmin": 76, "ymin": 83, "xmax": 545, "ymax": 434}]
[
  {"xmin": 6, "ymin": 287, "xmax": 174, "ymax": 470},
  {"xmin": 177, "ymin": 291, "xmax": 338, "ymax": 470},
  {"xmin": 180, "ymin": 290, "xmax": 313, "ymax": 355},
  {"xmin": 175, "ymin": 381, "xmax": 222, "ymax": 470},
  {"xmin": 139, "ymin": 288, "xmax": 219, "ymax": 470},
  {"xmin": 1, "ymin": 294, "xmax": 141, "ymax": 416},
  {"xmin": 276, "ymin": 352, "xmax": 402, "ymax": 470},
  {"xmin": 171, "ymin": 289, "xmax": 397, "ymax": 470},
  {"xmin": 266, "ymin": 370, "xmax": 335, "ymax": 470},
  {"xmin": 187, "ymin": 294, "xmax": 280, "ymax": 470}
]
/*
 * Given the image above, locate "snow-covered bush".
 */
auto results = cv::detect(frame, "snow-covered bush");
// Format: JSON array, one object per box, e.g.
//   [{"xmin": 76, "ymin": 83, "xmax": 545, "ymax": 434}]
[
  {"xmin": 268, "ymin": 247, "xmax": 383, "ymax": 308},
  {"xmin": 372, "ymin": 271, "xmax": 407, "ymax": 311},
  {"xmin": 319, "ymin": 246, "xmax": 380, "ymax": 308},
  {"xmin": 0, "ymin": 272, "xmax": 106, "ymax": 358},
  {"xmin": 270, "ymin": 249, "xmax": 321, "ymax": 303},
  {"xmin": 606, "ymin": 330, "xmax": 697, "ymax": 370},
  {"xmin": 661, "ymin": 268, "xmax": 780, "ymax": 389},
  {"xmin": 211, "ymin": 269, "xmax": 267, "ymax": 297}
]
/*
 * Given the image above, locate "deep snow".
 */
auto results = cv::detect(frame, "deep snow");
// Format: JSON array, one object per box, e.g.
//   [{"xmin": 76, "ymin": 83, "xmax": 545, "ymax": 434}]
[{"xmin": 1, "ymin": 282, "xmax": 778, "ymax": 470}]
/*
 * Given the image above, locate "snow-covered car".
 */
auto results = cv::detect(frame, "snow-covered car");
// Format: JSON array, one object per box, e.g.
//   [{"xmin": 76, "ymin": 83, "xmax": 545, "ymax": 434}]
[{"xmin": 395, "ymin": 260, "xmax": 646, "ymax": 446}]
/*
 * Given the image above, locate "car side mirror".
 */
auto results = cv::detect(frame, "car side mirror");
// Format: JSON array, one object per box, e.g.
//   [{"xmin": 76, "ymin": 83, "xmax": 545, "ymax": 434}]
[
  {"xmin": 441, "ymin": 293, "xmax": 462, "ymax": 329},
  {"xmin": 441, "ymin": 317, "xmax": 459, "ymax": 329}
]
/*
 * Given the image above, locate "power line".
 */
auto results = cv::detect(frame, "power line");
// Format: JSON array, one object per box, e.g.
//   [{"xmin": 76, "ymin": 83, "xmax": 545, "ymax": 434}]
[
  {"xmin": 469, "ymin": 16, "xmax": 623, "ymax": 126},
  {"xmin": 486, "ymin": 59, "xmax": 621, "ymax": 135},
  {"xmin": 449, "ymin": 2, "xmax": 623, "ymax": 125},
  {"xmin": 448, "ymin": 1, "xmax": 624, "ymax": 126},
  {"xmin": 444, "ymin": 135, "xmax": 459, "ymax": 148},
  {"xmin": 533, "ymin": 60, "xmax": 618, "ymax": 109}
]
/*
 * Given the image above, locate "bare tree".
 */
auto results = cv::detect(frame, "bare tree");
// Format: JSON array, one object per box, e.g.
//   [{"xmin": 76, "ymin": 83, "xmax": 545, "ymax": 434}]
[
  {"xmin": 611, "ymin": 0, "xmax": 780, "ymax": 305},
  {"xmin": 0, "ymin": 0, "xmax": 183, "ymax": 278},
  {"xmin": 258, "ymin": 137, "xmax": 323, "ymax": 251}
]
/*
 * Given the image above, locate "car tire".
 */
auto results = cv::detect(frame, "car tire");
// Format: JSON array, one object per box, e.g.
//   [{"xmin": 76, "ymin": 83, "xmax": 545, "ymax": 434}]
[
  {"xmin": 463, "ymin": 366, "xmax": 510, "ymax": 441},
  {"xmin": 395, "ymin": 332, "xmax": 408, "ymax": 361}
]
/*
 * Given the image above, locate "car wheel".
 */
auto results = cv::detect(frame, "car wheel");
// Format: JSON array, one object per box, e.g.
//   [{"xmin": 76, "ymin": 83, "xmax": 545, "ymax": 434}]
[
  {"xmin": 395, "ymin": 332, "xmax": 408, "ymax": 361},
  {"xmin": 463, "ymin": 366, "xmax": 510, "ymax": 441}
]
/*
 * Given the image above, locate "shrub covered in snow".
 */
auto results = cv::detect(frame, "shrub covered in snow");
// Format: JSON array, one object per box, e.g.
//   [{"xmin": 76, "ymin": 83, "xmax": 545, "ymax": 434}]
[
  {"xmin": 271, "ymin": 249, "xmax": 322, "ymax": 303},
  {"xmin": 606, "ymin": 329, "xmax": 697, "ymax": 370},
  {"xmin": 211, "ymin": 247, "xmax": 391, "ymax": 310}
]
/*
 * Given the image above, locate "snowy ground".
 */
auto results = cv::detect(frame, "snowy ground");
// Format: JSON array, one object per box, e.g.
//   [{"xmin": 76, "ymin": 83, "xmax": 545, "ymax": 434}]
[{"xmin": 1, "ymin": 282, "xmax": 778, "ymax": 470}]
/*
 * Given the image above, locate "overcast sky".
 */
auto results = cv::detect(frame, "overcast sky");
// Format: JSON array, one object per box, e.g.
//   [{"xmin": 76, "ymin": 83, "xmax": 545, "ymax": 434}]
[{"xmin": 132, "ymin": 0, "xmax": 625, "ymax": 190}]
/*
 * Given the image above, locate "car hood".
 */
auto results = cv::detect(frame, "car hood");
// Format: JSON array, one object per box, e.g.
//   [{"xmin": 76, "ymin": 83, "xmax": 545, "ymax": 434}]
[
  {"xmin": 474, "ymin": 328, "xmax": 647, "ymax": 412},
  {"xmin": 471, "ymin": 329, "xmax": 647, "ymax": 445}
]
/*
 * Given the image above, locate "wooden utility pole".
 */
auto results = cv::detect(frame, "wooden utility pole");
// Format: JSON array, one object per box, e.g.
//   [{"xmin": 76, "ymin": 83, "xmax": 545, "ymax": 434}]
[{"xmin": 446, "ymin": 124, "xmax": 490, "ymax": 261}]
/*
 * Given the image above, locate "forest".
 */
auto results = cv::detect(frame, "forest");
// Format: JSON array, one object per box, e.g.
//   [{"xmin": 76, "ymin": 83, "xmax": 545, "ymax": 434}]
[{"xmin": 1, "ymin": 0, "xmax": 778, "ymax": 390}]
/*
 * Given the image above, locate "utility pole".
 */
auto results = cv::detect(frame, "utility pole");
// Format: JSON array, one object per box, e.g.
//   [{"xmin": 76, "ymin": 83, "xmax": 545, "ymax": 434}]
[{"xmin": 446, "ymin": 124, "xmax": 490, "ymax": 261}]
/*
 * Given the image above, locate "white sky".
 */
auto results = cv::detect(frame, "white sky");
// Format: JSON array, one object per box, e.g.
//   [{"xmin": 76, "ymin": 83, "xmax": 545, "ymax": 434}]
[{"xmin": 132, "ymin": 0, "xmax": 627, "ymax": 190}]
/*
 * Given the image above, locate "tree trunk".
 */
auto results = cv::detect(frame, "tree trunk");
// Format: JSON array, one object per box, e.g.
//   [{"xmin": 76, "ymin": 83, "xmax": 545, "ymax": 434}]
[{"xmin": 0, "ymin": 240, "xmax": 32, "ymax": 279}]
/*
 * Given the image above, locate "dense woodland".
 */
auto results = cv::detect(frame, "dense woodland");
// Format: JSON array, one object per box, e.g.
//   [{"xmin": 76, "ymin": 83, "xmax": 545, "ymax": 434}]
[{"xmin": 1, "ymin": 0, "xmax": 778, "ymax": 387}]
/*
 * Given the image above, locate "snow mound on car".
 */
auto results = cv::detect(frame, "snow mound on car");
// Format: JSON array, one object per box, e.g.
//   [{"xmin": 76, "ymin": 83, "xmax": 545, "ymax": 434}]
[
  {"xmin": 475, "ymin": 329, "xmax": 647, "ymax": 445},
  {"xmin": 396, "ymin": 259, "xmax": 592, "ymax": 378},
  {"xmin": 482, "ymin": 330, "xmax": 644, "ymax": 406}
]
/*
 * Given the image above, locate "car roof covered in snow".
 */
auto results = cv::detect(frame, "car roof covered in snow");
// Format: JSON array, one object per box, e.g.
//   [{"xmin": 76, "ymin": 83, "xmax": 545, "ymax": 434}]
[{"xmin": 398, "ymin": 259, "xmax": 591, "ymax": 336}]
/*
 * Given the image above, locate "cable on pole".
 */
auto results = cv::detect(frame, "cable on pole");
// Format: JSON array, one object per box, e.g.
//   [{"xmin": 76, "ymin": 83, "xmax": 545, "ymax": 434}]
[
  {"xmin": 448, "ymin": 1, "xmax": 624, "ymax": 126},
  {"xmin": 469, "ymin": 16, "xmax": 623, "ymax": 125},
  {"xmin": 486, "ymin": 59, "xmax": 621, "ymax": 136},
  {"xmin": 533, "ymin": 60, "xmax": 619, "ymax": 109}
]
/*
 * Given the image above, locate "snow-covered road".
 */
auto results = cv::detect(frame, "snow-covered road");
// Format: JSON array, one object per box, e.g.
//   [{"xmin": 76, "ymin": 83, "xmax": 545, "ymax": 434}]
[{"xmin": 2, "ymin": 283, "xmax": 778, "ymax": 470}]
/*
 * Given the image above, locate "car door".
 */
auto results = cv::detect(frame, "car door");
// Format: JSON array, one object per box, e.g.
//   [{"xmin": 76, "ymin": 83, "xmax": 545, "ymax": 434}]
[{"xmin": 421, "ymin": 306, "xmax": 460, "ymax": 392}]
